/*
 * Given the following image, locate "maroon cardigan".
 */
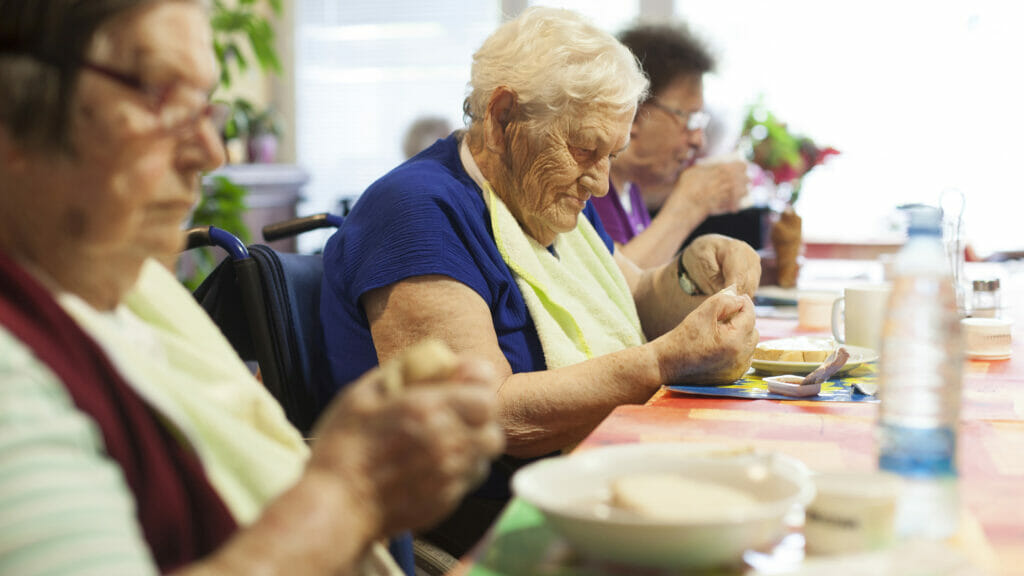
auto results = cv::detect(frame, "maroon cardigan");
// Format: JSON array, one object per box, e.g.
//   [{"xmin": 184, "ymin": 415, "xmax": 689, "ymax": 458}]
[{"xmin": 0, "ymin": 252, "xmax": 237, "ymax": 573}]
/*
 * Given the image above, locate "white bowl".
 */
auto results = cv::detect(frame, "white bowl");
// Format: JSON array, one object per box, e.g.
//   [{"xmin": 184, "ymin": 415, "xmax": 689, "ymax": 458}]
[
  {"xmin": 961, "ymin": 317, "xmax": 1013, "ymax": 360},
  {"xmin": 804, "ymin": 470, "xmax": 903, "ymax": 555},
  {"xmin": 511, "ymin": 443, "xmax": 814, "ymax": 569}
]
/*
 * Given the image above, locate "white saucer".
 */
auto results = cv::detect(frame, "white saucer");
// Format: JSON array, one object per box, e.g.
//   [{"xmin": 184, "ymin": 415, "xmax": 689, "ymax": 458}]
[{"xmin": 966, "ymin": 351, "xmax": 1012, "ymax": 361}]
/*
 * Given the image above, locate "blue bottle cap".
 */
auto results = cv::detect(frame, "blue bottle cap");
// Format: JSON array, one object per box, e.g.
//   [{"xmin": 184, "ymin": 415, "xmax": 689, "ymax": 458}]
[{"xmin": 901, "ymin": 205, "xmax": 942, "ymax": 237}]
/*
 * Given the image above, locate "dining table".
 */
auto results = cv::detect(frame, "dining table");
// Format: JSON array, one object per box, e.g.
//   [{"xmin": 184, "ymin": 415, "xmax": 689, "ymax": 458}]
[{"xmin": 450, "ymin": 258, "xmax": 1024, "ymax": 576}]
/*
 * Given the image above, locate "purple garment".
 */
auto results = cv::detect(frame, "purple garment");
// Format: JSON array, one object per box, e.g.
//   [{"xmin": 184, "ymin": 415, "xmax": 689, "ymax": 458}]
[{"xmin": 591, "ymin": 181, "xmax": 651, "ymax": 245}]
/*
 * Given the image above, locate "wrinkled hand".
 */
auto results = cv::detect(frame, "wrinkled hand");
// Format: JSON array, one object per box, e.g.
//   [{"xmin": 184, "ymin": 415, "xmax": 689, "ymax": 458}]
[
  {"xmin": 308, "ymin": 343, "xmax": 505, "ymax": 537},
  {"xmin": 672, "ymin": 160, "xmax": 749, "ymax": 218},
  {"xmin": 654, "ymin": 289, "xmax": 759, "ymax": 385},
  {"xmin": 681, "ymin": 234, "xmax": 761, "ymax": 297}
]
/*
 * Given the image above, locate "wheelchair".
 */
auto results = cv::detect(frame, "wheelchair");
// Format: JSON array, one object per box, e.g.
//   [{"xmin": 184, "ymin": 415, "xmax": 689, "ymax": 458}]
[{"xmin": 186, "ymin": 214, "xmax": 457, "ymax": 576}]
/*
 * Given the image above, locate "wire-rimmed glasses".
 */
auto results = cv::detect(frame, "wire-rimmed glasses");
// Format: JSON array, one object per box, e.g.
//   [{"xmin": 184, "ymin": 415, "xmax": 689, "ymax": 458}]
[
  {"xmin": 79, "ymin": 60, "xmax": 228, "ymax": 136},
  {"xmin": 648, "ymin": 98, "xmax": 711, "ymax": 133}
]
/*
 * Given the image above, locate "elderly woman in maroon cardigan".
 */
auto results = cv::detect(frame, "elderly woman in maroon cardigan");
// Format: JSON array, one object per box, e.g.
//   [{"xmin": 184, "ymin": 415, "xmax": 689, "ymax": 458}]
[{"xmin": 0, "ymin": 1, "xmax": 503, "ymax": 574}]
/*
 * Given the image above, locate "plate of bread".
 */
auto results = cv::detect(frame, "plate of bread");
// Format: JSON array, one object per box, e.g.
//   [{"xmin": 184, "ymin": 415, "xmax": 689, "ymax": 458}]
[{"xmin": 752, "ymin": 336, "xmax": 878, "ymax": 376}]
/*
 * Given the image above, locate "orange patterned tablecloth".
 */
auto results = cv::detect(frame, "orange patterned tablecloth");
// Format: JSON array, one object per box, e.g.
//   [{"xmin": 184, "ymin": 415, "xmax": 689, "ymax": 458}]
[
  {"xmin": 574, "ymin": 314, "xmax": 1024, "ymax": 574},
  {"xmin": 455, "ymin": 285, "xmax": 1024, "ymax": 576}
]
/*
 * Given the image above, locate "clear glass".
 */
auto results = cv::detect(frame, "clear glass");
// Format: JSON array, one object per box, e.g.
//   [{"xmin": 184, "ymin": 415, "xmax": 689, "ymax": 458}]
[{"xmin": 940, "ymin": 189, "xmax": 966, "ymax": 315}]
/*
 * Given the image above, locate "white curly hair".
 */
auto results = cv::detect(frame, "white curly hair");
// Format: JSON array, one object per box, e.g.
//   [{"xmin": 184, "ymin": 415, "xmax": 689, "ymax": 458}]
[{"xmin": 464, "ymin": 7, "xmax": 649, "ymax": 129}]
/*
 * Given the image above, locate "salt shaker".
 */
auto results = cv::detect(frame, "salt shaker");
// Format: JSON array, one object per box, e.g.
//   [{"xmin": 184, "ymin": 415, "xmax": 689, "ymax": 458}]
[{"xmin": 971, "ymin": 279, "xmax": 1001, "ymax": 318}]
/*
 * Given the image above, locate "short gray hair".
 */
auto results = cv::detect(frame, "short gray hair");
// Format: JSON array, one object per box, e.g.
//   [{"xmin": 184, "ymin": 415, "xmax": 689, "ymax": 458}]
[
  {"xmin": 464, "ymin": 7, "xmax": 648, "ymax": 129},
  {"xmin": 0, "ymin": 0, "xmax": 203, "ymax": 151}
]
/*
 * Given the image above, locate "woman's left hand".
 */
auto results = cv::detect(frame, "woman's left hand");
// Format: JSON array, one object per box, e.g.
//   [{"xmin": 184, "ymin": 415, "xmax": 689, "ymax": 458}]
[
  {"xmin": 681, "ymin": 234, "xmax": 761, "ymax": 297},
  {"xmin": 652, "ymin": 288, "xmax": 759, "ymax": 385}
]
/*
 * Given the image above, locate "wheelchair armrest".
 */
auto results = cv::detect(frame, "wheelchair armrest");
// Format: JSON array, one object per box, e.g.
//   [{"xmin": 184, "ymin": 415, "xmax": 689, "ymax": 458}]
[
  {"xmin": 262, "ymin": 213, "xmax": 343, "ymax": 242},
  {"xmin": 185, "ymin": 226, "xmax": 249, "ymax": 260}
]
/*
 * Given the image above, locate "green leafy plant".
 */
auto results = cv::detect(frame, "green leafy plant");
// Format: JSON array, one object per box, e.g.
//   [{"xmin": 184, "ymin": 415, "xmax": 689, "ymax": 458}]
[
  {"xmin": 211, "ymin": 0, "xmax": 284, "ymax": 148},
  {"xmin": 182, "ymin": 0, "xmax": 283, "ymax": 288},
  {"xmin": 226, "ymin": 98, "xmax": 283, "ymax": 140},
  {"xmin": 742, "ymin": 99, "xmax": 839, "ymax": 206},
  {"xmin": 183, "ymin": 176, "xmax": 253, "ymax": 291},
  {"xmin": 249, "ymin": 105, "xmax": 284, "ymax": 139},
  {"xmin": 211, "ymin": 0, "xmax": 283, "ymax": 89}
]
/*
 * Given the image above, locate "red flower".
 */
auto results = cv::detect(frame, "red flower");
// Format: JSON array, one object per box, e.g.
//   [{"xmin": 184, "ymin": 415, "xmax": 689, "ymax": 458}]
[
  {"xmin": 742, "ymin": 104, "xmax": 840, "ymax": 205},
  {"xmin": 770, "ymin": 162, "xmax": 803, "ymax": 184},
  {"xmin": 797, "ymin": 139, "xmax": 840, "ymax": 174},
  {"xmin": 815, "ymin": 146, "xmax": 840, "ymax": 166}
]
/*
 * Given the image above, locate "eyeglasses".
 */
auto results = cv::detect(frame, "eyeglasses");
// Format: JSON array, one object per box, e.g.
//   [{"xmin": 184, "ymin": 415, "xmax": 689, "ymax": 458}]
[
  {"xmin": 648, "ymin": 98, "xmax": 711, "ymax": 133},
  {"xmin": 79, "ymin": 60, "xmax": 228, "ymax": 136}
]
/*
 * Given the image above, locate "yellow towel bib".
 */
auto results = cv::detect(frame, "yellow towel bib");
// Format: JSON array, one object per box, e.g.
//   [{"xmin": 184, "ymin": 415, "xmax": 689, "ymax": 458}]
[
  {"xmin": 58, "ymin": 260, "xmax": 309, "ymax": 525},
  {"xmin": 483, "ymin": 183, "xmax": 645, "ymax": 369},
  {"xmin": 59, "ymin": 259, "xmax": 403, "ymax": 575}
]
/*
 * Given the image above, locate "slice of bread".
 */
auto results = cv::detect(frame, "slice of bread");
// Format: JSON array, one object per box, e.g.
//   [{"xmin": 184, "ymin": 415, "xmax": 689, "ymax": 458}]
[
  {"xmin": 802, "ymin": 349, "xmax": 832, "ymax": 363},
  {"xmin": 610, "ymin": 473, "xmax": 758, "ymax": 522},
  {"xmin": 778, "ymin": 350, "xmax": 805, "ymax": 362},
  {"xmin": 754, "ymin": 337, "xmax": 836, "ymax": 362}
]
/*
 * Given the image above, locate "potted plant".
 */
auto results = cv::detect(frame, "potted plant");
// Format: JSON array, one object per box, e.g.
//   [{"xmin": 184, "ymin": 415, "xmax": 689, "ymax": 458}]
[
  {"xmin": 241, "ymin": 101, "xmax": 284, "ymax": 164},
  {"xmin": 220, "ymin": 98, "xmax": 284, "ymax": 164},
  {"xmin": 742, "ymin": 101, "xmax": 839, "ymax": 287},
  {"xmin": 181, "ymin": 0, "xmax": 283, "ymax": 287}
]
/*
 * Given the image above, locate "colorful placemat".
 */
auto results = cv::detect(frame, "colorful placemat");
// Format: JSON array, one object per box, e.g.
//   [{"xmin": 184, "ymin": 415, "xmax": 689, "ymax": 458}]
[{"xmin": 666, "ymin": 364, "xmax": 878, "ymax": 402}]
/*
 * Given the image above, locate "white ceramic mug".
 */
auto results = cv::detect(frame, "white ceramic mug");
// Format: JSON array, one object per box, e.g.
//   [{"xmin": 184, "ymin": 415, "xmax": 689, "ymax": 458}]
[
  {"xmin": 831, "ymin": 284, "xmax": 891, "ymax": 351},
  {"xmin": 797, "ymin": 291, "xmax": 840, "ymax": 330}
]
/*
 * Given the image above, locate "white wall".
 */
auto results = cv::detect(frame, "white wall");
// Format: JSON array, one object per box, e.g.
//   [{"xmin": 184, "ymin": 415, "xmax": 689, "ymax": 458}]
[
  {"xmin": 676, "ymin": 0, "xmax": 1024, "ymax": 255},
  {"xmin": 285, "ymin": 0, "xmax": 1024, "ymax": 255}
]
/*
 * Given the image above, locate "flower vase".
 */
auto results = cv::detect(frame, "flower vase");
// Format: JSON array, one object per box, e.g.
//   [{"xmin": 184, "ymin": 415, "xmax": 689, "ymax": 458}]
[
  {"xmin": 247, "ymin": 133, "xmax": 279, "ymax": 164},
  {"xmin": 770, "ymin": 205, "xmax": 802, "ymax": 288}
]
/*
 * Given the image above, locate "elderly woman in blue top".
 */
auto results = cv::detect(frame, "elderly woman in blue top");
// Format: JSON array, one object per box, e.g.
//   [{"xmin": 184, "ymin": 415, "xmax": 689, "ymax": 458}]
[{"xmin": 320, "ymin": 6, "xmax": 761, "ymax": 556}]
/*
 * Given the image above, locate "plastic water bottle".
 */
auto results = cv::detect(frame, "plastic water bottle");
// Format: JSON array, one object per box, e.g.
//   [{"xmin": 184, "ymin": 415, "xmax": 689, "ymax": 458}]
[{"xmin": 877, "ymin": 206, "xmax": 964, "ymax": 540}]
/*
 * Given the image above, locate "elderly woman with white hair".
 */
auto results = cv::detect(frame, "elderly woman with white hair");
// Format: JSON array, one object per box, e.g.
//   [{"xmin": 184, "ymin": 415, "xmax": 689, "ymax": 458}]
[{"xmin": 320, "ymin": 7, "xmax": 761, "ymax": 556}]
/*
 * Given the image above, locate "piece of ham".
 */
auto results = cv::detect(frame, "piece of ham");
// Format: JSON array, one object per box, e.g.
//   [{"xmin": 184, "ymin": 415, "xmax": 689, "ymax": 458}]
[{"xmin": 801, "ymin": 347, "xmax": 850, "ymax": 387}]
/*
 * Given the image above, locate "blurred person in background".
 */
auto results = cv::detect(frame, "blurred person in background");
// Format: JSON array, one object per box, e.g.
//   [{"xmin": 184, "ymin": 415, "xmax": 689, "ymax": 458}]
[
  {"xmin": 593, "ymin": 22, "xmax": 750, "ymax": 269},
  {"xmin": 0, "ymin": 1, "xmax": 503, "ymax": 574},
  {"xmin": 402, "ymin": 115, "xmax": 454, "ymax": 159}
]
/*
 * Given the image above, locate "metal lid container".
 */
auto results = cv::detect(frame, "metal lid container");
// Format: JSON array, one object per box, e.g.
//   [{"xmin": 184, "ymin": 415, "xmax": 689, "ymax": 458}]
[{"xmin": 972, "ymin": 279, "xmax": 1000, "ymax": 292}]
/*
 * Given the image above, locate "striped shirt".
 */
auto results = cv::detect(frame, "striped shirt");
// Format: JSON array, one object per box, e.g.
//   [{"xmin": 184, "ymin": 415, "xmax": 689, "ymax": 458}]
[{"xmin": 0, "ymin": 326, "xmax": 157, "ymax": 575}]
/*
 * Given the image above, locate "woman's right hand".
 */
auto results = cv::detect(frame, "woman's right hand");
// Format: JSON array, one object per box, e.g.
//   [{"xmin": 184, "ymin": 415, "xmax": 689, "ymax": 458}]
[
  {"xmin": 669, "ymin": 160, "xmax": 749, "ymax": 219},
  {"xmin": 306, "ymin": 345, "xmax": 505, "ymax": 537},
  {"xmin": 652, "ymin": 289, "xmax": 758, "ymax": 385}
]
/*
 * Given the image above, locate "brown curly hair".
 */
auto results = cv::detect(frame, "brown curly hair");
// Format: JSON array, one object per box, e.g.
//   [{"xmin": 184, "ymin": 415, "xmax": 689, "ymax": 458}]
[{"xmin": 618, "ymin": 23, "xmax": 715, "ymax": 101}]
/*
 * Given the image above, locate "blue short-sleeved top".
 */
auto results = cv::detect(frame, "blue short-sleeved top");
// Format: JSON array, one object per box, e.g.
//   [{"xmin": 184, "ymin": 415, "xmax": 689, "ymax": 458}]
[{"xmin": 318, "ymin": 134, "xmax": 614, "ymax": 403}]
